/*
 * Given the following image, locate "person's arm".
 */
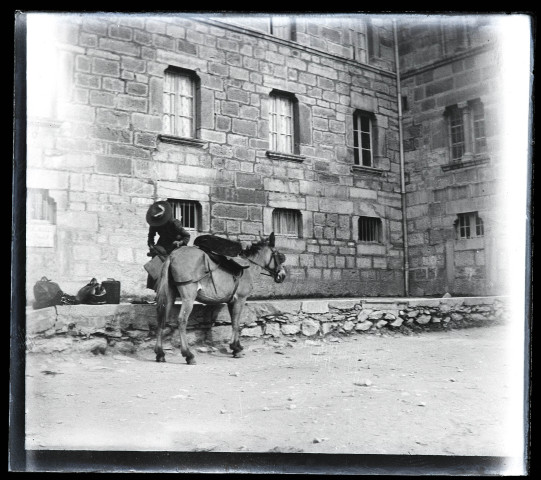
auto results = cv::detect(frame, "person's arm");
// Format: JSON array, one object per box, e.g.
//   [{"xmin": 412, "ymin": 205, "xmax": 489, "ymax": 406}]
[
  {"xmin": 148, "ymin": 227, "xmax": 157, "ymax": 248},
  {"xmin": 172, "ymin": 220, "xmax": 190, "ymax": 246}
]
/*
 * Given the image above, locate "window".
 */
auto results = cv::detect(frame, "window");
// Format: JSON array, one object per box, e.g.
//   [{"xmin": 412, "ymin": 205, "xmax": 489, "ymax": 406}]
[
  {"xmin": 272, "ymin": 209, "xmax": 302, "ymax": 237},
  {"xmin": 27, "ymin": 189, "xmax": 56, "ymax": 224},
  {"xmin": 445, "ymin": 99, "xmax": 487, "ymax": 162},
  {"xmin": 270, "ymin": 16, "xmax": 295, "ymax": 41},
  {"xmin": 367, "ymin": 19, "xmax": 380, "ymax": 59},
  {"xmin": 472, "ymin": 101, "xmax": 487, "ymax": 154},
  {"xmin": 269, "ymin": 92, "xmax": 296, "ymax": 154},
  {"xmin": 353, "ymin": 111, "xmax": 374, "ymax": 167},
  {"xmin": 455, "ymin": 212, "xmax": 484, "ymax": 239},
  {"xmin": 358, "ymin": 217, "xmax": 382, "ymax": 243},
  {"xmin": 167, "ymin": 199, "xmax": 201, "ymax": 231},
  {"xmin": 163, "ymin": 68, "xmax": 198, "ymax": 138},
  {"xmin": 448, "ymin": 106, "xmax": 465, "ymax": 161}
]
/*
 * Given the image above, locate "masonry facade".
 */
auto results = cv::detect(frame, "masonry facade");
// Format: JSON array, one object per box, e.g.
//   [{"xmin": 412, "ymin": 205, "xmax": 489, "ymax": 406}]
[
  {"xmin": 398, "ymin": 17, "xmax": 507, "ymax": 296},
  {"xmin": 25, "ymin": 14, "xmax": 506, "ymax": 300}
]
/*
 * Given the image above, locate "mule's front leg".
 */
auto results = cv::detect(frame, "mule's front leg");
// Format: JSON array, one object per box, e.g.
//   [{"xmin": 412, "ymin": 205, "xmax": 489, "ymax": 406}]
[
  {"xmin": 228, "ymin": 299, "xmax": 246, "ymax": 358},
  {"xmin": 178, "ymin": 296, "xmax": 196, "ymax": 365}
]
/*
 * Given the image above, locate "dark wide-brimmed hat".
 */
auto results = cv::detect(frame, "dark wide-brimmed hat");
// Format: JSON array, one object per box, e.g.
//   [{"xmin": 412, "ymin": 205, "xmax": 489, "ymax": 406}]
[{"xmin": 146, "ymin": 201, "xmax": 173, "ymax": 227}]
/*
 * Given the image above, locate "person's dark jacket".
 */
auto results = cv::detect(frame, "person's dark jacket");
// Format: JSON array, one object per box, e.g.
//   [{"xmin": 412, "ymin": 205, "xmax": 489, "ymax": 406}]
[{"xmin": 148, "ymin": 219, "xmax": 191, "ymax": 255}]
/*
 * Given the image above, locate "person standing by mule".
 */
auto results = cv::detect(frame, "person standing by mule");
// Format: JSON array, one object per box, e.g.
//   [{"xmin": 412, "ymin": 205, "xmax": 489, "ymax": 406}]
[{"xmin": 146, "ymin": 200, "xmax": 190, "ymax": 290}]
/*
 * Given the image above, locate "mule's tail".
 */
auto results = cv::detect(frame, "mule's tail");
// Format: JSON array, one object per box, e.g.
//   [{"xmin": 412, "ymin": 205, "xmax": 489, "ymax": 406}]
[{"xmin": 155, "ymin": 255, "xmax": 173, "ymax": 315}]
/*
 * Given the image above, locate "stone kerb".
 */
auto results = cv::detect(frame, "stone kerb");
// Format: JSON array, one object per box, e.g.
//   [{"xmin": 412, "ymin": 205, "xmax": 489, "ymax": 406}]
[{"xmin": 25, "ymin": 296, "xmax": 510, "ymax": 355}]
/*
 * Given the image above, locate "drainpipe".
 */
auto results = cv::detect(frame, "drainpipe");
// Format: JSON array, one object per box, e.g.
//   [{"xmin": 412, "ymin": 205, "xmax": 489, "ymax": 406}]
[{"xmin": 393, "ymin": 19, "xmax": 410, "ymax": 297}]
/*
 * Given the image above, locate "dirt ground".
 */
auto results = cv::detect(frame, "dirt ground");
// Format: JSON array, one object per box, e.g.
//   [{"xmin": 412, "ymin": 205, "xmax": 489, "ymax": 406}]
[{"xmin": 25, "ymin": 324, "xmax": 525, "ymax": 458}]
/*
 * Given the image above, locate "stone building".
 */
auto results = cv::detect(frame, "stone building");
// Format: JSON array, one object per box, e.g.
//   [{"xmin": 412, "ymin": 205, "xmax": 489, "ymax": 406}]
[
  {"xmin": 397, "ymin": 16, "xmax": 510, "ymax": 296},
  {"xmin": 24, "ymin": 13, "xmax": 511, "ymax": 301}
]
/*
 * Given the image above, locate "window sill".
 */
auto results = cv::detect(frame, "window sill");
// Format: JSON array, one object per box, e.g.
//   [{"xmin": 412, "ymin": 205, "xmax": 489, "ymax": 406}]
[
  {"xmin": 351, "ymin": 165, "xmax": 385, "ymax": 176},
  {"xmin": 266, "ymin": 151, "xmax": 305, "ymax": 162},
  {"xmin": 455, "ymin": 237, "xmax": 485, "ymax": 251},
  {"xmin": 158, "ymin": 134, "xmax": 207, "ymax": 148},
  {"xmin": 442, "ymin": 156, "xmax": 490, "ymax": 171}
]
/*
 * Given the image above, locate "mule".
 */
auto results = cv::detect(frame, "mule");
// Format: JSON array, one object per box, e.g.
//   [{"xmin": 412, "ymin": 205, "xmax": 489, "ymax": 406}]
[{"xmin": 154, "ymin": 233, "xmax": 286, "ymax": 364}]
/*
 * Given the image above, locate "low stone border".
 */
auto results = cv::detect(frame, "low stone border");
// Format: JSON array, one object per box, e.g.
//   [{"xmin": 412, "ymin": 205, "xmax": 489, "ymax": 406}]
[{"xmin": 25, "ymin": 296, "xmax": 510, "ymax": 355}]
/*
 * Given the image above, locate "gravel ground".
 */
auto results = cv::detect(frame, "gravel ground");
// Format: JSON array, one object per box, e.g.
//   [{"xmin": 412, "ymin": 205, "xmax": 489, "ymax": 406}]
[{"xmin": 25, "ymin": 324, "xmax": 525, "ymax": 458}]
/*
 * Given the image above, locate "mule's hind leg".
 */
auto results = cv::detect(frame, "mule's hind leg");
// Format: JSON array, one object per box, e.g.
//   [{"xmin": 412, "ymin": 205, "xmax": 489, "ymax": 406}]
[
  {"xmin": 177, "ymin": 285, "xmax": 198, "ymax": 365},
  {"xmin": 154, "ymin": 282, "xmax": 175, "ymax": 362},
  {"xmin": 228, "ymin": 298, "xmax": 246, "ymax": 357}
]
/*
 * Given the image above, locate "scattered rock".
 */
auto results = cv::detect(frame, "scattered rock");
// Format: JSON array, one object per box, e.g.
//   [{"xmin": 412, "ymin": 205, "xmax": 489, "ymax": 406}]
[
  {"xmin": 442, "ymin": 292, "xmax": 452, "ymax": 298},
  {"xmin": 354, "ymin": 379, "xmax": 372, "ymax": 387},
  {"xmin": 313, "ymin": 437, "xmax": 327, "ymax": 443}
]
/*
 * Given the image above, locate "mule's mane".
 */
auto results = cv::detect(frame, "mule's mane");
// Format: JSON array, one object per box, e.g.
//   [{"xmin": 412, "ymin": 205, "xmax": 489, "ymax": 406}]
[{"xmin": 241, "ymin": 239, "xmax": 269, "ymax": 258}]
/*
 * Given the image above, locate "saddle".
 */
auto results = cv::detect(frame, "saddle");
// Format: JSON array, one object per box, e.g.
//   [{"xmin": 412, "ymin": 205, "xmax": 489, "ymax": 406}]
[{"xmin": 193, "ymin": 235, "xmax": 249, "ymax": 277}]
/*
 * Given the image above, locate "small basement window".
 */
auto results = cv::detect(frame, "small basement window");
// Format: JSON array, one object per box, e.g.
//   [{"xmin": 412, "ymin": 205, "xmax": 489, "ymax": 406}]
[
  {"xmin": 167, "ymin": 199, "xmax": 202, "ymax": 232},
  {"xmin": 358, "ymin": 216, "xmax": 382, "ymax": 243},
  {"xmin": 272, "ymin": 208, "xmax": 302, "ymax": 237}
]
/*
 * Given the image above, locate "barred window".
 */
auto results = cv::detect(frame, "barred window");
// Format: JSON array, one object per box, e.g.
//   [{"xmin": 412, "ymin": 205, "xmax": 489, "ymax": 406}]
[
  {"xmin": 27, "ymin": 189, "xmax": 56, "ymax": 224},
  {"xmin": 163, "ymin": 68, "xmax": 198, "ymax": 138},
  {"xmin": 353, "ymin": 111, "xmax": 375, "ymax": 167},
  {"xmin": 269, "ymin": 92, "xmax": 295, "ymax": 154},
  {"xmin": 167, "ymin": 199, "xmax": 201, "ymax": 231},
  {"xmin": 272, "ymin": 208, "xmax": 302, "ymax": 237},
  {"xmin": 456, "ymin": 212, "xmax": 484, "ymax": 239},
  {"xmin": 358, "ymin": 216, "xmax": 382, "ymax": 243}
]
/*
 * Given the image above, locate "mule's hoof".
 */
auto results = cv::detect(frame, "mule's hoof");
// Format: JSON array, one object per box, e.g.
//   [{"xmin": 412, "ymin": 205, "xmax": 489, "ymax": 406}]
[
  {"xmin": 232, "ymin": 351, "xmax": 244, "ymax": 358},
  {"xmin": 186, "ymin": 357, "xmax": 197, "ymax": 365},
  {"xmin": 156, "ymin": 355, "xmax": 166, "ymax": 363}
]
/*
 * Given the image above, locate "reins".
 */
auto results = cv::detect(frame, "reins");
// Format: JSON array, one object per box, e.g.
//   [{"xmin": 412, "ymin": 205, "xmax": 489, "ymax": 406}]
[{"xmin": 241, "ymin": 248, "xmax": 283, "ymax": 278}]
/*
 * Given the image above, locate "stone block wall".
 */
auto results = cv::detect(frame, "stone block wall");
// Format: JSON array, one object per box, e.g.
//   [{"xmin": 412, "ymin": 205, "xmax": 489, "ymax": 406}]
[
  {"xmin": 25, "ymin": 296, "xmax": 510, "ymax": 355},
  {"xmin": 397, "ymin": 17, "xmax": 507, "ymax": 296},
  {"xmin": 26, "ymin": 14, "xmax": 404, "ymax": 301}
]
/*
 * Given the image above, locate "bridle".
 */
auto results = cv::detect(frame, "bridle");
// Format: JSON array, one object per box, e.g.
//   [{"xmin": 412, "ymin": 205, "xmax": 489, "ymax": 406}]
[{"xmin": 243, "ymin": 246, "xmax": 285, "ymax": 279}]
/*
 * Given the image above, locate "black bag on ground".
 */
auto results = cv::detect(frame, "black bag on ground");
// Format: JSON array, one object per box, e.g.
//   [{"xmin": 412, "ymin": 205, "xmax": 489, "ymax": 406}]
[
  {"xmin": 76, "ymin": 278, "xmax": 107, "ymax": 305},
  {"xmin": 33, "ymin": 277, "xmax": 64, "ymax": 310}
]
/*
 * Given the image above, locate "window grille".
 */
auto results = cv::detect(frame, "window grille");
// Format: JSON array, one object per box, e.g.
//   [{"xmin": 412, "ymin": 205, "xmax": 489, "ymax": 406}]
[
  {"xmin": 167, "ymin": 199, "xmax": 201, "ymax": 231},
  {"xmin": 358, "ymin": 216, "xmax": 382, "ymax": 243},
  {"xmin": 272, "ymin": 209, "xmax": 301, "ymax": 237},
  {"xmin": 456, "ymin": 212, "xmax": 484, "ymax": 239},
  {"xmin": 353, "ymin": 112, "xmax": 374, "ymax": 167},
  {"xmin": 269, "ymin": 94, "xmax": 294, "ymax": 154},
  {"xmin": 163, "ymin": 69, "xmax": 196, "ymax": 138},
  {"xmin": 27, "ymin": 189, "xmax": 56, "ymax": 223}
]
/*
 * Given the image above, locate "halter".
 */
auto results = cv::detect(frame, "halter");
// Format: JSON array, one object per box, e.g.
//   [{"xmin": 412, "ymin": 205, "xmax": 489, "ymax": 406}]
[{"xmin": 242, "ymin": 246, "xmax": 285, "ymax": 278}]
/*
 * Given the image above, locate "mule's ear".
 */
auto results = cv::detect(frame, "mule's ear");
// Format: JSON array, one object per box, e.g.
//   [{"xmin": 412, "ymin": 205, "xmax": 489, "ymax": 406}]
[{"xmin": 269, "ymin": 232, "xmax": 275, "ymax": 247}]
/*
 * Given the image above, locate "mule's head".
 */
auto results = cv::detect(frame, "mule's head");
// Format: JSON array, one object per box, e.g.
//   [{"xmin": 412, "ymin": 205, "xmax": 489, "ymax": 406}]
[
  {"xmin": 247, "ymin": 232, "xmax": 287, "ymax": 283},
  {"xmin": 267, "ymin": 233, "xmax": 287, "ymax": 283}
]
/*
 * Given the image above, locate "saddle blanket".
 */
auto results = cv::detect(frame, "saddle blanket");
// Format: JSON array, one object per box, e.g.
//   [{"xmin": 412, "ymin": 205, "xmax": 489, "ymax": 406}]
[{"xmin": 169, "ymin": 246, "xmax": 218, "ymax": 284}]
